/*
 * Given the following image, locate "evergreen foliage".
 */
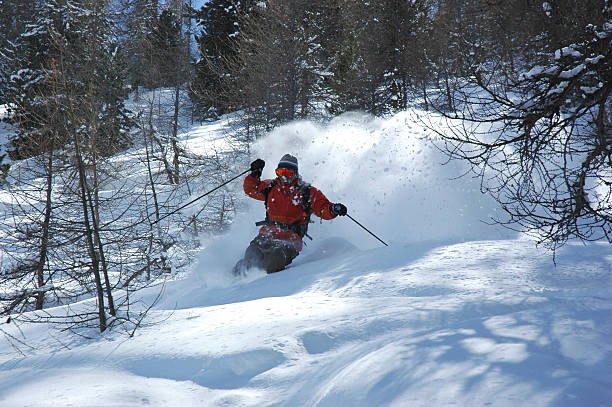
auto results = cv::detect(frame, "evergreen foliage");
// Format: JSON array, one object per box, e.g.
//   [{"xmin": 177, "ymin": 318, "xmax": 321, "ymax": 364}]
[
  {"xmin": 147, "ymin": 9, "xmax": 182, "ymax": 88},
  {"xmin": 120, "ymin": 0, "xmax": 159, "ymax": 92},
  {"xmin": 5, "ymin": 0, "xmax": 132, "ymax": 159},
  {"xmin": 189, "ymin": 0, "xmax": 254, "ymax": 117}
]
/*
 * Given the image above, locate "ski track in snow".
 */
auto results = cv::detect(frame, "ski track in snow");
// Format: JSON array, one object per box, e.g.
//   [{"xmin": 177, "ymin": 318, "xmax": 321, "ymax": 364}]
[{"xmin": 0, "ymin": 111, "xmax": 611, "ymax": 407}]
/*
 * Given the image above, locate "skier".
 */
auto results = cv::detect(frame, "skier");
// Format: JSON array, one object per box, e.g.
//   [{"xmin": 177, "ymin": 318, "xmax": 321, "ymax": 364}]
[{"xmin": 233, "ymin": 154, "xmax": 347, "ymax": 275}]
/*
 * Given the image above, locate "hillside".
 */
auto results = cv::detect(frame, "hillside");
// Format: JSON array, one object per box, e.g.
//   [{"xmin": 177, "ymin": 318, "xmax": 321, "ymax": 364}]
[{"xmin": 0, "ymin": 111, "xmax": 610, "ymax": 407}]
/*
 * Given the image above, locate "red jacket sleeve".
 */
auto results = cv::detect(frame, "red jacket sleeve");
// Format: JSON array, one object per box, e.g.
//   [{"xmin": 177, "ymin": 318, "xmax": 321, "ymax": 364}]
[
  {"xmin": 243, "ymin": 174, "xmax": 272, "ymax": 201},
  {"xmin": 309, "ymin": 186, "xmax": 336, "ymax": 220}
]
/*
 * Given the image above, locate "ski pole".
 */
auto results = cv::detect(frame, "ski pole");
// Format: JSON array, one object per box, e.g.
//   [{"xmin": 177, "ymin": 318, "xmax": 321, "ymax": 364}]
[
  {"xmin": 152, "ymin": 168, "xmax": 250, "ymax": 225},
  {"xmin": 346, "ymin": 213, "xmax": 388, "ymax": 247}
]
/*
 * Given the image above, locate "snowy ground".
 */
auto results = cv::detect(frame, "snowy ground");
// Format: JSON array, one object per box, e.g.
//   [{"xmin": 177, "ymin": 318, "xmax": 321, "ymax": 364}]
[{"xmin": 0, "ymin": 111, "xmax": 610, "ymax": 407}]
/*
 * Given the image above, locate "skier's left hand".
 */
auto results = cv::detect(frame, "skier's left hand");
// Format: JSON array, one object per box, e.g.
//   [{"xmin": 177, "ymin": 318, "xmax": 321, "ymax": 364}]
[{"xmin": 330, "ymin": 203, "xmax": 347, "ymax": 216}]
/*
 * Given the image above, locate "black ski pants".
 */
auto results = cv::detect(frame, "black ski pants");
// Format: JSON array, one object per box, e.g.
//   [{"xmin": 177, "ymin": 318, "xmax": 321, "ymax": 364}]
[{"xmin": 234, "ymin": 235, "xmax": 299, "ymax": 275}]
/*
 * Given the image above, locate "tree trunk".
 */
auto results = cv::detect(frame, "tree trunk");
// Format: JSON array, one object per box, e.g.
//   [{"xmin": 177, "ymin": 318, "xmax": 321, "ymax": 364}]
[
  {"xmin": 422, "ymin": 79, "xmax": 428, "ymax": 111},
  {"xmin": 444, "ymin": 69, "xmax": 454, "ymax": 112},
  {"xmin": 86, "ymin": 177, "xmax": 116, "ymax": 317},
  {"xmin": 171, "ymin": 83, "xmax": 181, "ymax": 184},
  {"xmin": 74, "ymin": 137, "xmax": 107, "ymax": 332},
  {"xmin": 87, "ymin": 87, "xmax": 115, "ymax": 317},
  {"xmin": 170, "ymin": 0, "xmax": 183, "ymax": 185},
  {"xmin": 35, "ymin": 143, "xmax": 54, "ymax": 310},
  {"xmin": 143, "ymin": 120, "xmax": 160, "ymax": 222}
]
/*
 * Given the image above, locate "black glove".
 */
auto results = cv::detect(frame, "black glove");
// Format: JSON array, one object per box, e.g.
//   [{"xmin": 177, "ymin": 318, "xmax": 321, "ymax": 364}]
[
  {"xmin": 250, "ymin": 158, "xmax": 265, "ymax": 178},
  {"xmin": 330, "ymin": 203, "xmax": 347, "ymax": 216}
]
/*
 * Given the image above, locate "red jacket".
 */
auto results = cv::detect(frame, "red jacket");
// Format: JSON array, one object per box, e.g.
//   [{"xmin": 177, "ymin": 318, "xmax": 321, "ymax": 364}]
[{"xmin": 244, "ymin": 174, "xmax": 336, "ymax": 250}]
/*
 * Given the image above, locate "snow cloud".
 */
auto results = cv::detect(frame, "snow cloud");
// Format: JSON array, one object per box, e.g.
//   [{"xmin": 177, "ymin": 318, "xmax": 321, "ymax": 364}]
[{"xmin": 252, "ymin": 111, "xmax": 513, "ymax": 249}]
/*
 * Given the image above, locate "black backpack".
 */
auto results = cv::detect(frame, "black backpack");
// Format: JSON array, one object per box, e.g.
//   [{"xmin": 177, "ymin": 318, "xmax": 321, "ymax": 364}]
[{"xmin": 256, "ymin": 179, "xmax": 313, "ymax": 239}]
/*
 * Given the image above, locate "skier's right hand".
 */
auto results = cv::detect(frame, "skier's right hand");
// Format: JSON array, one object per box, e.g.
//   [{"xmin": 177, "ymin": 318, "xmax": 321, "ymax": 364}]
[{"xmin": 250, "ymin": 158, "xmax": 265, "ymax": 178}]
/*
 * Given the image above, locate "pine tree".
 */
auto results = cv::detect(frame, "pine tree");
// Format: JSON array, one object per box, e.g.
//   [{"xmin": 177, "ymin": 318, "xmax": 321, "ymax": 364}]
[
  {"xmin": 325, "ymin": 0, "xmax": 387, "ymax": 115},
  {"xmin": 6, "ymin": 0, "xmax": 132, "ymax": 159},
  {"xmin": 189, "ymin": 0, "xmax": 254, "ymax": 117},
  {"xmin": 380, "ymin": 0, "xmax": 434, "ymax": 111},
  {"xmin": 3, "ymin": 4, "xmax": 55, "ymax": 158},
  {"xmin": 0, "ymin": 0, "xmax": 15, "ymax": 104},
  {"xmin": 222, "ymin": 0, "xmax": 341, "ymax": 135},
  {"xmin": 120, "ymin": 0, "xmax": 159, "ymax": 93},
  {"xmin": 0, "ymin": 0, "xmax": 39, "ymax": 104},
  {"xmin": 147, "ymin": 9, "xmax": 182, "ymax": 88}
]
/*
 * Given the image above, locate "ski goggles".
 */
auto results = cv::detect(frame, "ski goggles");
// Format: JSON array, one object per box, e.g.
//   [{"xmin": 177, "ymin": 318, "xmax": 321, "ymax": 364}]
[{"xmin": 275, "ymin": 168, "xmax": 295, "ymax": 178}]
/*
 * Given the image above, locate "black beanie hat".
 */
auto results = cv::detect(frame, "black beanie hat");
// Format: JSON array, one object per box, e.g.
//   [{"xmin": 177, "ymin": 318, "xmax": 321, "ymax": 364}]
[{"xmin": 277, "ymin": 154, "xmax": 298, "ymax": 173}]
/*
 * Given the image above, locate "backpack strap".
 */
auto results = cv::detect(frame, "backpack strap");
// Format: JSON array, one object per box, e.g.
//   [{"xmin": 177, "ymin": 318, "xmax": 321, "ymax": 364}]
[
  {"xmin": 299, "ymin": 181, "xmax": 312, "ymax": 215},
  {"xmin": 262, "ymin": 178, "xmax": 278, "ymax": 211},
  {"xmin": 253, "ymin": 179, "xmax": 277, "ymax": 226},
  {"xmin": 295, "ymin": 180, "xmax": 313, "ymax": 240}
]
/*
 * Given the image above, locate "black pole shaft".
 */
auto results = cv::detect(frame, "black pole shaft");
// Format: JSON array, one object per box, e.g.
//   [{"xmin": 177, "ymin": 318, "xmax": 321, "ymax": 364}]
[
  {"xmin": 346, "ymin": 214, "xmax": 388, "ymax": 247},
  {"xmin": 152, "ymin": 168, "xmax": 250, "ymax": 225}
]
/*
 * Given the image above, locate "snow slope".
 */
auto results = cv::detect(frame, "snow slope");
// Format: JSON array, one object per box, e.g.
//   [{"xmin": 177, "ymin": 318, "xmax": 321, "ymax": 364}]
[{"xmin": 0, "ymin": 111, "xmax": 610, "ymax": 407}]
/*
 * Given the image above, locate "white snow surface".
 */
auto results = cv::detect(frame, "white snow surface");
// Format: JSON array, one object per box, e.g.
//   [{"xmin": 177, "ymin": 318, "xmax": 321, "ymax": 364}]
[{"xmin": 1, "ymin": 111, "xmax": 611, "ymax": 407}]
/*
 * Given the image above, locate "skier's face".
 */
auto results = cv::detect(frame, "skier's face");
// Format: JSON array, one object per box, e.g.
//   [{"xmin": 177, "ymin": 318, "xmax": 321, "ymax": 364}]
[
  {"xmin": 276, "ymin": 168, "xmax": 296, "ymax": 184},
  {"xmin": 279, "ymin": 175, "xmax": 293, "ymax": 184}
]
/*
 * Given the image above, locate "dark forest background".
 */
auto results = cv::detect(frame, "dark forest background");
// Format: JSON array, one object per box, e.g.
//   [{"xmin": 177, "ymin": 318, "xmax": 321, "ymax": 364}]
[{"xmin": 1, "ymin": 0, "xmax": 607, "ymax": 143}]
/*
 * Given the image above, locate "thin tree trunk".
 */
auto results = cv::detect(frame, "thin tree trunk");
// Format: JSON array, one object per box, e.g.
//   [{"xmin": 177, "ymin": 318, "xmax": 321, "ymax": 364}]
[
  {"xmin": 171, "ymin": 83, "xmax": 181, "ymax": 184},
  {"xmin": 35, "ymin": 142, "xmax": 55, "ymax": 310},
  {"xmin": 422, "ymin": 79, "xmax": 428, "ymax": 111},
  {"xmin": 74, "ymin": 137, "xmax": 107, "ymax": 332},
  {"xmin": 444, "ymin": 70, "xmax": 454, "ymax": 112},
  {"xmin": 87, "ymin": 88, "xmax": 115, "ymax": 317},
  {"xmin": 170, "ymin": 0, "xmax": 183, "ymax": 185},
  {"xmin": 143, "ymin": 120, "xmax": 160, "ymax": 222},
  {"xmin": 86, "ymin": 179, "xmax": 116, "ymax": 317}
]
